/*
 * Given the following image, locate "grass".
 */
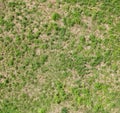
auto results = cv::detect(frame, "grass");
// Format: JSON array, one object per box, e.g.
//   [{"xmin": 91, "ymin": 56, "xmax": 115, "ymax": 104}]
[{"xmin": 0, "ymin": 0, "xmax": 120, "ymax": 113}]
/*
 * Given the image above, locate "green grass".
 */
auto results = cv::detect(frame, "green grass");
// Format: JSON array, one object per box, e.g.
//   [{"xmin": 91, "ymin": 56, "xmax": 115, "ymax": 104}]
[{"xmin": 0, "ymin": 0, "xmax": 120, "ymax": 113}]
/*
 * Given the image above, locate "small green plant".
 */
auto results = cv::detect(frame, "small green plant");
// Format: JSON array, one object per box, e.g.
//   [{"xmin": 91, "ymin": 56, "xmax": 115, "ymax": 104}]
[
  {"xmin": 27, "ymin": 33, "xmax": 35, "ymax": 40},
  {"xmin": 40, "ymin": 55, "xmax": 48, "ymax": 65},
  {"xmin": 52, "ymin": 12, "xmax": 61, "ymax": 21},
  {"xmin": 53, "ymin": 81, "xmax": 68, "ymax": 104},
  {"xmin": 61, "ymin": 107, "xmax": 69, "ymax": 113},
  {"xmin": 8, "ymin": 58, "xmax": 14, "ymax": 66},
  {"xmin": 91, "ymin": 56, "xmax": 103, "ymax": 66},
  {"xmin": 63, "ymin": 17, "xmax": 75, "ymax": 26},
  {"xmin": 38, "ymin": 108, "xmax": 46, "ymax": 113},
  {"xmin": 0, "ymin": 56, "xmax": 3, "ymax": 60}
]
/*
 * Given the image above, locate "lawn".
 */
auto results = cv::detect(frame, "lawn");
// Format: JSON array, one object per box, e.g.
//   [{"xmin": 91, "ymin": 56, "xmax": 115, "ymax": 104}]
[{"xmin": 0, "ymin": 0, "xmax": 120, "ymax": 113}]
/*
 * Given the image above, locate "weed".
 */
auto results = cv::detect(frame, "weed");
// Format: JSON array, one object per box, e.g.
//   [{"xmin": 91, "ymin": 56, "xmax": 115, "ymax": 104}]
[
  {"xmin": 61, "ymin": 107, "xmax": 69, "ymax": 113},
  {"xmin": 0, "ymin": 56, "xmax": 3, "ymax": 60},
  {"xmin": 38, "ymin": 108, "xmax": 46, "ymax": 113},
  {"xmin": 52, "ymin": 12, "xmax": 61, "ymax": 21}
]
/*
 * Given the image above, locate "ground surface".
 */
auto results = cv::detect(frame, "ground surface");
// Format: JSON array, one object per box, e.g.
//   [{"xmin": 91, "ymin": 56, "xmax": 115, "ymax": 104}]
[{"xmin": 0, "ymin": 0, "xmax": 120, "ymax": 113}]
